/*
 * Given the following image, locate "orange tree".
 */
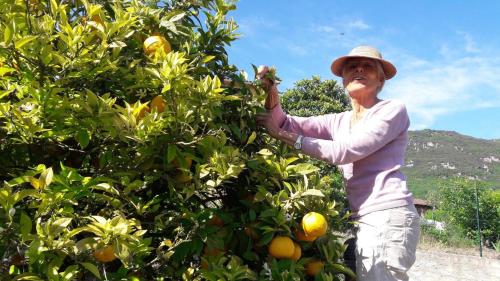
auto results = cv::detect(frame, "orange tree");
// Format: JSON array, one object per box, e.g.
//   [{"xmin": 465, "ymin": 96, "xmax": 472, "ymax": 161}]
[{"xmin": 0, "ymin": 0, "xmax": 353, "ymax": 280}]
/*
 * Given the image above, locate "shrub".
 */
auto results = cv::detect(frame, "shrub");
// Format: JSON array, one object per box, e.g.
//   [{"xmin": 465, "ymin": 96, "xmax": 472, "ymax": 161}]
[{"xmin": 0, "ymin": 1, "xmax": 351, "ymax": 280}]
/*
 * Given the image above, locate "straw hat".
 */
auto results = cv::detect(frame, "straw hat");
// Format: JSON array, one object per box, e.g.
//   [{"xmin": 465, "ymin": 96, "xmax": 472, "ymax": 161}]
[{"xmin": 331, "ymin": 46, "xmax": 397, "ymax": 79}]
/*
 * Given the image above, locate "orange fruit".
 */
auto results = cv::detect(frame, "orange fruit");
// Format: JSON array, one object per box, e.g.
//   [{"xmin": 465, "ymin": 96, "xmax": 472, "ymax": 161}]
[
  {"xmin": 291, "ymin": 243, "xmax": 301, "ymax": 261},
  {"xmin": 91, "ymin": 15, "xmax": 103, "ymax": 24},
  {"xmin": 268, "ymin": 236, "xmax": 295, "ymax": 259},
  {"xmin": 143, "ymin": 36, "xmax": 171, "ymax": 56},
  {"xmin": 172, "ymin": 156, "xmax": 193, "ymax": 169},
  {"xmin": 200, "ymin": 259, "xmax": 209, "ymax": 269},
  {"xmin": 137, "ymin": 105, "xmax": 149, "ymax": 120},
  {"xmin": 244, "ymin": 225, "xmax": 259, "ymax": 240},
  {"xmin": 243, "ymin": 193, "xmax": 255, "ymax": 203},
  {"xmin": 174, "ymin": 171, "xmax": 192, "ymax": 183},
  {"xmin": 93, "ymin": 245, "xmax": 116, "ymax": 263},
  {"xmin": 203, "ymin": 246, "xmax": 224, "ymax": 256},
  {"xmin": 294, "ymin": 229, "xmax": 317, "ymax": 242},
  {"xmin": 302, "ymin": 212, "xmax": 328, "ymax": 237},
  {"xmin": 305, "ymin": 260, "xmax": 324, "ymax": 276},
  {"xmin": 90, "ymin": 15, "xmax": 104, "ymax": 30},
  {"xmin": 82, "ymin": 14, "xmax": 104, "ymax": 32},
  {"xmin": 150, "ymin": 95, "xmax": 166, "ymax": 113}
]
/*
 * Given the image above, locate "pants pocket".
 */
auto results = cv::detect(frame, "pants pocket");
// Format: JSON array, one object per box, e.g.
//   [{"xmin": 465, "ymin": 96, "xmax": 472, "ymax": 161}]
[{"xmin": 383, "ymin": 212, "xmax": 420, "ymax": 277}]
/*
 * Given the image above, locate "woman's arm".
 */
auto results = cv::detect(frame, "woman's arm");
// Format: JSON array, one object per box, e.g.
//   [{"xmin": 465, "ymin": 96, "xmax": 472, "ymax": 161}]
[
  {"xmin": 301, "ymin": 101, "xmax": 409, "ymax": 165},
  {"xmin": 268, "ymin": 104, "xmax": 338, "ymax": 140}
]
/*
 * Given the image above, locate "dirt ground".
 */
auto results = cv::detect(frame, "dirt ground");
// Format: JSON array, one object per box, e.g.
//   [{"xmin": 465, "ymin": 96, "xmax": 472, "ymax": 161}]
[{"xmin": 408, "ymin": 245, "xmax": 500, "ymax": 281}]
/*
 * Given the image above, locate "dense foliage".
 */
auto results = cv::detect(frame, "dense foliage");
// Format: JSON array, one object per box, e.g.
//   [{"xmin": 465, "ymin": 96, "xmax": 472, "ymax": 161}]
[
  {"xmin": 280, "ymin": 76, "xmax": 350, "ymax": 118},
  {"xmin": 0, "ymin": 0, "xmax": 352, "ymax": 280},
  {"xmin": 425, "ymin": 177, "xmax": 499, "ymax": 247}
]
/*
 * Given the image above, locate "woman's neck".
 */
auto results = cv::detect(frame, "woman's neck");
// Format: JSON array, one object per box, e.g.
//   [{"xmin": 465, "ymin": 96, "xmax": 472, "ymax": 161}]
[
  {"xmin": 349, "ymin": 96, "xmax": 381, "ymax": 127},
  {"xmin": 350, "ymin": 96, "xmax": 381, "ymax": 115}
]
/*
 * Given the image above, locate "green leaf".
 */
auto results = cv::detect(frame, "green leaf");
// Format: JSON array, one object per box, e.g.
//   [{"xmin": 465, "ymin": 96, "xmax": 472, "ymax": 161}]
[
  {"xmin": 75, "ymin": 237, "xmax": 98, "ymax": 253},
  {"xmin": 14, "ymin": 36, "xmax": 37, "ymax": 49},
  {"xmin": 49, "ymin": 218, "xmax": 72, "ymax": 236},
  {"xmin": 90, "ymin": 215, "xmax": 107, "ymax": 225},
  {"xmin": 203, "ymin": 55, "xmax": 216, "ymax": 63},
  {"xmin": 20, "ymin": 211, "xmax": 32, "ymax": 239},
  {"xmin": 330, "ymin": 263, "xmax": 355, "ymax": 277},
  {"xmin": 47, "ymin": 256, "xmax": 63, "ymax": 280},
  {"xmin": 12, "ymin": 273, "xmax": 45, "ymax": 281},
  {"xmin": 92, "ymin": 183, "xmax": 120, "ymax": 196},
  {"xmin": 301, "ymin": 189, "xmax": 325, "ymax": 197},
  {"xmin": 0, "ymin": 187, "xmax": 12, "ymax": 210},
  {"xmin": 50, "ymin": 0, "xmax": 59, "ymax": 16},
  {"xmin": 12, "ymin": 189, "xmax": 39, "ymax": 204},
  {"xmin": 39, "ymin": 167, "xmax": 53, "ymax": 189},
  {"xmin": 80, "ymin": 262, "xmax": 101, "ymax": 279},
  {"xmin": 67, "ymin": 227, "xmax": 86, "ymax": 239},
  {"xmin": 0, "ymin": 67, "xmax": 16, "ymax": 76},
  {"xmin": 169, "ymin": 12, "xmax": 186, "ymax": 22},
  {"xmin": 76, "ymin": 130, "xmax": 90, "ymax": 149},
  {"xmin": 257, "ymin": 232, "xmax": 274, "ymax": 246},
  {"xmin": 0, "ymin": 88, "xmax": 16, "ymax": 99},
  {"xmin": 3, "ymin": 23, "xmax": 13, "ymax": 44},
  {"xmin": 249, "ymin": 209, "xmax": 256, "ymax": 222},
  {"xmin": 257, "ymin": 149, "xmax": 273, "ymax": 156},
  {"xmin": 287, "ymin": 163, "xmax": 319, "ymax": 175},
  {"xmin": 167, "ymin": 145, "xmax": 178, "ymax": 163},
  {"xmin": 29, "ymin": 177, "xmax": 40, "ymax": 190},
  {"xmin": 246, "ymin": 131, "xmax": 257, "ymax": 146},
  {"xmin": 109, "ymin": 41, "xmax": 127, "ymax": 48},
  {"xmin": 170, "ymin": 241, "xmax": 194, "ymax": 263},
  {"xmin": 61, "ymin": 265, "xmax": 79, "ymax": 281},
  {"xmin": 9, "ymin": 265, "xmax": 20, "ymax": 275},
  {"xmin": 242, "ymin": 251, "xmax": 258, "ymax": 261}
]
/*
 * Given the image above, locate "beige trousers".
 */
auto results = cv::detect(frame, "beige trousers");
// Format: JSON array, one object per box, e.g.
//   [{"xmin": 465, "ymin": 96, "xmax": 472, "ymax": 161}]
[{"xmin": 355, "ymin": 205, "xmax": 420, "ymax": 281}]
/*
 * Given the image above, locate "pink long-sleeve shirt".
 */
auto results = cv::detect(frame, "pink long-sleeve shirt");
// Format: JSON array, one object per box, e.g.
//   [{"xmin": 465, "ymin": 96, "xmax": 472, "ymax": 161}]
[{"xmin": 270, "ymin": 99, "xmax": 414, "ymax": 217}]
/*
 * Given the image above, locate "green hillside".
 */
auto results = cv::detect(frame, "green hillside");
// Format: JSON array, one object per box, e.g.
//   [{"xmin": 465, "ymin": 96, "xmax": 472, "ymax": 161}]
[{"xmin": 402, "ymin": 129, "xmax": 500, "ymax": 198}]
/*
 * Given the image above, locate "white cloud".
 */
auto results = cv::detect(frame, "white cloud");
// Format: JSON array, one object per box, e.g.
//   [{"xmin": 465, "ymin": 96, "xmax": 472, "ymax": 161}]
[
  {"xmin": 384, "ymin": 53, "xmax": 500, "ymax": 130},
  {"xmin": 439, "ymin": 32, "xmax": 480, "ymax": 58},
  {"xmin": 236, "ymin": 17, "xmax": 279, "ymax": 37},
  {"xmin": 311, "ymin": 17, "xmax": 371, "ymax": 36},
  {"xmin": 459, "ymin": 31, "xmax": 480, "ymax": 53},
  {"xmin": 307, "ymin": 18, "xmax": 377, "ymax": 52},
  {"xmin": 314, "ymin": 25, "xmax": 336, "ymax": 33},
  {"xmin": 346, "ymin": 19, "xmax": 371, "ymax": 30},
  {"xmin": 288, "ymin": 44, "xmax": 308, "ymax": 56}
]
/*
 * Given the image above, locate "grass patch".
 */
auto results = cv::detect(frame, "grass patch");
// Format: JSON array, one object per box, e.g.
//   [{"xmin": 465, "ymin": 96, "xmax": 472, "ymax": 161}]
[{"xmin": 418, "ymin": 229, "xmax": 500, "ymax": 258}]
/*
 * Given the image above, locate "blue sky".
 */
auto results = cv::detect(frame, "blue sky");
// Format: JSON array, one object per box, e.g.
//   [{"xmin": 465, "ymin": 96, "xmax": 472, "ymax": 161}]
[{"xmin": 226, "ymin": 0, "xmax": 500, "ymax": 140}]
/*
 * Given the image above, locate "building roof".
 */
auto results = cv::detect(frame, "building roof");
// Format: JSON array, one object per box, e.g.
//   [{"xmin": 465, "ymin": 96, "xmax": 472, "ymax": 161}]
[{"xmin": 414, "ymin": 198, "xmax": 432, "ymax": 207}]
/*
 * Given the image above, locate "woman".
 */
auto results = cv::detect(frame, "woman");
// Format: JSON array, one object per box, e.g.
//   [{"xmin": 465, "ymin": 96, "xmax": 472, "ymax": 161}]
[{"xmin": 256, "ymin": 46, "xmax": 420, "ymax": 281}]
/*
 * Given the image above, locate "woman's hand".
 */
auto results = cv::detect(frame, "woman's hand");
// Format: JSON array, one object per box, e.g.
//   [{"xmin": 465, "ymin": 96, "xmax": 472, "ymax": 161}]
[
  {"xmin": 256, "ymin": 111, "xmax": 281, "ymax": 139},
  {"xmin": 256, "ymin": 65, "xmax": 276, "ymax": 90},
  {"xmin": 256, "ymin": 65, "xmax": 280, "ymax": 110},
  {"xmin": 256, "ymin": 111, "xmax": 300, "ymax": 147}
]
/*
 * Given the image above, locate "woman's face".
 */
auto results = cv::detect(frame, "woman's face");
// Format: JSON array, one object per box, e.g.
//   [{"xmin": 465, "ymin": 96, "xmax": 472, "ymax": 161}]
[{"xmin": 342, "ymin": 58, "xmax": 383, "ymax": 98}]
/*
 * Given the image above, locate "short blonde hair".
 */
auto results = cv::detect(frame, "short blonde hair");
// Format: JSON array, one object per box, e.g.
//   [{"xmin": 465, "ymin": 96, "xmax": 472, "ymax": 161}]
[{"xmin": 375, "ymin": 61, "xmax": 386, "ymax": 94}]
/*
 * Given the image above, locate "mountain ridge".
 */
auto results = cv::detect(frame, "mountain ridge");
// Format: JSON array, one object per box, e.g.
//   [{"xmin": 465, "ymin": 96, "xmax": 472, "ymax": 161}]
[{"xmin": 402, "ymin": 129, "xmax": 500, "ymax": 198}]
